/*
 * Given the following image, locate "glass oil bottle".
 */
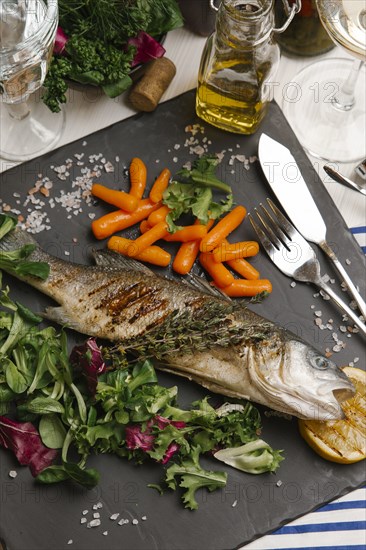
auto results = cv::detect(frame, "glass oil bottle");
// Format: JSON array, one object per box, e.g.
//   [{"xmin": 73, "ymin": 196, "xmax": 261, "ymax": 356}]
[{"xmin": 196, "ymin": 0, "xmax": 299, "ymax": 134}]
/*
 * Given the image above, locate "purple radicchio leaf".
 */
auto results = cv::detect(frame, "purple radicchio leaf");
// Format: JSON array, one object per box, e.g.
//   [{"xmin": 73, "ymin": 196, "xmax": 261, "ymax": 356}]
[
  {"xmin": 69, "ymin": 338, "xmax": 106, "ymax": 396},
  {"xmin": 125, "ymin": 425, "xmax": 155, "ymax": 452},
  {"xmin": 125, "ymin": 416, "xmax": 186, "ymax": 462},
  {"xmin": 161, "ymin": 442, "xmax": 180, "ymax": 464},
  {"xmin": 127, "ymin": 31, "xmax": 166, "ymax": 68},
  {"xmin": 0, "ymin": 416, "xmax": 58, "ymax": 476},
  {"xmin": 154, "ymin": 415, "xmax": 186, "ymax": 430},
  {"xmin": 54, "ymin": 26, "xmax": 69, "ymax": 55}
]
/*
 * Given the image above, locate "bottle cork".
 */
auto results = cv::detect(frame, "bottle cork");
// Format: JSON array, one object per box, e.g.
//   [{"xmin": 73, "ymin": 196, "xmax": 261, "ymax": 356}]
[{"xmin": 129, "ymin": 57, "xmax": 176, "ymax": 112}]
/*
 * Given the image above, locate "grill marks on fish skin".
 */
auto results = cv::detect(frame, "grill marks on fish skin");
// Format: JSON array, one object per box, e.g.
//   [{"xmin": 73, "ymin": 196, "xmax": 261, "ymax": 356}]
[{"xmin": 38, "ymin": 256, "xmax": 218, "ymax": 341}]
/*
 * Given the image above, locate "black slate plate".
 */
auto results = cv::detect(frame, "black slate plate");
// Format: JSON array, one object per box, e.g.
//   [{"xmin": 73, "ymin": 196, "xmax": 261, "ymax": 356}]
[{"xmin": 0, "ymin": 90, "xmax": 365, "ymax": 550}]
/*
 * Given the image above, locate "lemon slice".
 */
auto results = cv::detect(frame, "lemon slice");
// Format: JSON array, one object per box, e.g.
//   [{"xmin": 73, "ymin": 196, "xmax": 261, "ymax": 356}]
[{"xmin": 298, "ymin": 367, "xmax": 366, "ymax": 464}]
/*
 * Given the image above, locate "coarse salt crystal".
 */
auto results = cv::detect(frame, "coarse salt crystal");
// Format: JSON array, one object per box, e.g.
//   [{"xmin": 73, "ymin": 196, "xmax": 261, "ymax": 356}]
[
  {"xmin": 141, "ymin": 516, "xmax": 147, "ymax": 521},
  {"xmin": 132, "ymin": 519, "xmax": 139, "ymax": 525},
  {"xmin": 276, "ymin": 480, "xmax": 283, "ymax": 487},
  {"xmin": 354, "ymin": 357, "xmax": 359, "ymax": 363},
  {"xmin": 8, "ymin": 470, "xmax": 17, "ymax": 478},
  {"xmin": 290, "ymin": 281, "xmax": 296, "ymax": 288},
  {"xmin": 88, "ymin": 519, "xmax": 101, "ymax": 528},
  {"xmin": 93, "ymin": 512, "xmax": 100, "ymax": 519},
  {"xmin": 103, "ymin": 531, "xmax": 108, "ymax": 536},
  {"xmin": 67, "ymin": 540, "xmax": 73, "ymax": 545},
  {"xmin": 345, "ymin": 259, "xmax": 351, "ymax": 265},
  {"xmin": 80, "ymin": 518, "xmax": 87, "ymax": 524},
  {"xmin": 118, "ymin": 519, "xmax": 129, "ymax": 526},
  {"xmin": 82, "ymin": 510, "xmax": 88, "ymax": 515},
  {"xmin": 110, "ymin": 514, "xmax": 120, "ymax": 521},
  {"xmin": 232, "ymin": 500, "xmax": 238, "ymax": 508}
]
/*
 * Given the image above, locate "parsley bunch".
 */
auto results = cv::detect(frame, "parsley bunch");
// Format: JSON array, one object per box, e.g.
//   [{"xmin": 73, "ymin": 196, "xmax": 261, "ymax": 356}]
[{"xmin": 43, "ymin": 0, "xmax": 183, "ymax": 112}]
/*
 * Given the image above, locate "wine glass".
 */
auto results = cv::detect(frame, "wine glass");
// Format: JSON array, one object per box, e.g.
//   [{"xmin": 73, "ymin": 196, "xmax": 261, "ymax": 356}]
[
  {"xmin": 0, "ymin": 0, "xmax": 65, "ymax": 162},
  {"xmin": 282, "ymin": 0, "xmax": 366, "ymax": 163}
]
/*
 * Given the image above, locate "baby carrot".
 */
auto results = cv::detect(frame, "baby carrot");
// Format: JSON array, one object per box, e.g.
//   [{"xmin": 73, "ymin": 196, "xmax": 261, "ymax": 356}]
[
  {"xmin": 91, "ymin": 199, "xmax": 160, "ymax": 240},
  {"xmin": 149, "ymin": 168, "xmax": 171, "ymax": 203},
  {"xmin": 200, "ymin": 205, "xmax": 247, "ymax": 253},
  {"xmin": 172, "ymin": 219, "xmax": 215, "ymax": 275},
  {"xmin": 129, "ymin": 157, "xmax": 147, "ymax": 199},
  {"xmin": 173, "ymin": 240, "xmax": 200, "ymax": 275},
  {"xmin": 226, "ymin": 258, "xmax": 260, "ymax": 280},
  {"xmin": 91, "ymin": 184, "xmax": 139, "ymax": 213},
  {"xmin": 199, "ymin": 252, "xmax": 235, "ymax": 288},
  {"xmin": 148, "ymin": 205, "xmax": 171, "ymax": 226},
  {"xmin": 213, "ymin": 241, "xmax": 259, "ymax": 263},
  {"xmin": 130, "ymin": 220, "xmax": 169, "ymax": 256},
  {"xmin": 139, "ymin": 220, "xmax": 151, "ymax": 234},
  {"xmin": 164, "ymin": 224, "xmax": 208, "ymax": 242},
  {"xmin": 219, "ymin": 279, "xmax": 272, "ymax": 297},
  {"xmin": 108, "ymin": 236, "xmax": 171, "ymax": 267}
]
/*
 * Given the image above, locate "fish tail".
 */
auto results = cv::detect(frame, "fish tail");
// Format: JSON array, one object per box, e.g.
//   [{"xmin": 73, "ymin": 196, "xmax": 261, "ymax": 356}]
[{"xmin": 0, "ymin": 225, "xmax": 38, "ymax": 253}]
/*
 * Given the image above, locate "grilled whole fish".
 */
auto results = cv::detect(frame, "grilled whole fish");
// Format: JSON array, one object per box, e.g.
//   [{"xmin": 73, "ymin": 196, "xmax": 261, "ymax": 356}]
[{"xmin": 0, "ymin": 228, "xmax": 355, "ymax": 420}]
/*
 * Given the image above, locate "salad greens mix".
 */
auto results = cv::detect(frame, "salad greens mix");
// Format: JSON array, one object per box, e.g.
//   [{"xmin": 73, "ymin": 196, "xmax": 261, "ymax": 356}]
[
  {"xmin": 0, "ymin": 215, "xmax": 283, "ymax": 510},
  {"xmin": 163, "ymin": 156, "xmax": 234, "ymax": 233},
  {"xmin": 43, "ymin": 0, "xmax": 184, "ymax": 112}
]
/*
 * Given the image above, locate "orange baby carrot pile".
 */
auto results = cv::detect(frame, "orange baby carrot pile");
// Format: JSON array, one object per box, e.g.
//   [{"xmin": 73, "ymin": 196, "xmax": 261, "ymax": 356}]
[{"xmin": 90, "ymin": 157, "xmax": 272, "ymax": 298}]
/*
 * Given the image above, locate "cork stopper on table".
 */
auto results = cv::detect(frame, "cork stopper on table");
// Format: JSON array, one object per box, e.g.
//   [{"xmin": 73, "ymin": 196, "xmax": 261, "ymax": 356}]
[{"xmin": 129, "ymin": 57, "xmax": 177, "ymax": 112}]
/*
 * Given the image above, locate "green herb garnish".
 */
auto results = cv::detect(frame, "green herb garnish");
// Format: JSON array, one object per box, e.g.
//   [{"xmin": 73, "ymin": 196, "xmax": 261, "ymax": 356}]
[{"xmin": 162, "ymin": 156, "xmax": 233, "ymax": 233}]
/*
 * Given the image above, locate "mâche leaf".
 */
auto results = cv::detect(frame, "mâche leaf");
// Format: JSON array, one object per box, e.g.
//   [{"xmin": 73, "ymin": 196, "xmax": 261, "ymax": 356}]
[
  {"xmin": 39, "ymin": 414, "xmax": 67, "ymax": 449},
  {"xmin": 0, "ymin": 279, "xmax": 283, "ymax": 507}
]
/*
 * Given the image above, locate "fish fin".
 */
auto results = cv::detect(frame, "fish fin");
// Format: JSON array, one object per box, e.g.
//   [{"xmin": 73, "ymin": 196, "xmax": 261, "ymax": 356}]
[
  {"xmin": 185, "ymin": 273, "xmax": 232, "ymax": 302},
  {"xmin": 0, "ymin": 225, "xmax": 38, "ymax": 252},
  {"xmin": 43, "ymin": 306, "xmax": 87, "ymax": 332},
  {"xmin": 92, "ymin": 249, "xmax": 154, "ymax": 276}
]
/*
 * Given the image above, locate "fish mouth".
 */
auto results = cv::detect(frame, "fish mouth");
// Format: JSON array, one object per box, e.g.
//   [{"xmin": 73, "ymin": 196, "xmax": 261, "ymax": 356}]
[{"xmin": 314, "ymin": 379, "xmax": 356, "ymax": 421}]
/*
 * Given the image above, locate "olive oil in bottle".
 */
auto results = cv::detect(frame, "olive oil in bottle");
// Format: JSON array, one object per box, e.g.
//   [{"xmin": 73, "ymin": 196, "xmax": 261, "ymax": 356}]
[{"xmin": 196, "ymin": 0, "xmax": 281, "ymax": 134}]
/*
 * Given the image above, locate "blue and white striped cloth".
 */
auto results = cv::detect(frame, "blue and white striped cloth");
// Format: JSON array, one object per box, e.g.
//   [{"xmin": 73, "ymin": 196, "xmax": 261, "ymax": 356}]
[
  {"xmin": 242, "ymin": 226, "xmax": 366, "ymax": 550},
  {"xmin": 243, "ymin": 487, "xmax": 366, "ymax": 549},
  {"xmin": 350, "ymin": 227, "xmax": 366, "ymax": 255}
]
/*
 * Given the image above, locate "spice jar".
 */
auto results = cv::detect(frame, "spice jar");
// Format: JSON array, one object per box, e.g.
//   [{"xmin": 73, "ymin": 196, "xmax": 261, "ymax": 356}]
[
  {"xmin": 196, "ymin": 0, "xmax": 300, "ymax": 134},
  {"xmin": 275, "ymin": 0, "xmax": 335, "ymax": 56}
]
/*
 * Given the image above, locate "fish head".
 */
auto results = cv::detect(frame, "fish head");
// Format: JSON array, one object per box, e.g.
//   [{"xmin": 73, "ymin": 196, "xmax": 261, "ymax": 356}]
[{"xmin": 248, "ymin": 336, "xmax": 355, "ymax": 420}]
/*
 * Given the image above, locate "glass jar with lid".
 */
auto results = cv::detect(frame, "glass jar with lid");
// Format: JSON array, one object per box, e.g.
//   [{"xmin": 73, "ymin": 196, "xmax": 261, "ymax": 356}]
[{"xmin": 196, "ymin": 0, "xmax": 300, "ymax": 134}]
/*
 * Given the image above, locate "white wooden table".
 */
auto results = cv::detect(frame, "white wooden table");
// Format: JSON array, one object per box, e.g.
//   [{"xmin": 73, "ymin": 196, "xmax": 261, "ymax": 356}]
[{"xmin": 1, "ymin": 27, "xmax": 365, "ymax": 230}]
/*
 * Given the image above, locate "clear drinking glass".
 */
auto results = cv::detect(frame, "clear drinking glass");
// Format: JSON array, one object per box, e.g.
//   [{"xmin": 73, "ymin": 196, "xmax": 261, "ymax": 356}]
[
  {"xmin": 282, "ymin": 0, "xmax": 366, "ymax": 163},
  {"xmin": 0, "ymin": 0, "xmax": 64, "ymax": 162}
]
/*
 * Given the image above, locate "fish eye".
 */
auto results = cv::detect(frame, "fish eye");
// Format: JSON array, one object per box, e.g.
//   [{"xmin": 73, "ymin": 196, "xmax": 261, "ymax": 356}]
[{"xmin": 310, "ymin": 355, "xmax": 330, "ymax": 370}]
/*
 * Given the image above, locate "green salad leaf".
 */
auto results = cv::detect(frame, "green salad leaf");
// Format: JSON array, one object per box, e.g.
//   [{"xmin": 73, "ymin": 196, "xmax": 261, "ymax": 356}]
[{"xmin": 0, "ymin": 279, "xmax": 283, "ymax": 507}]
